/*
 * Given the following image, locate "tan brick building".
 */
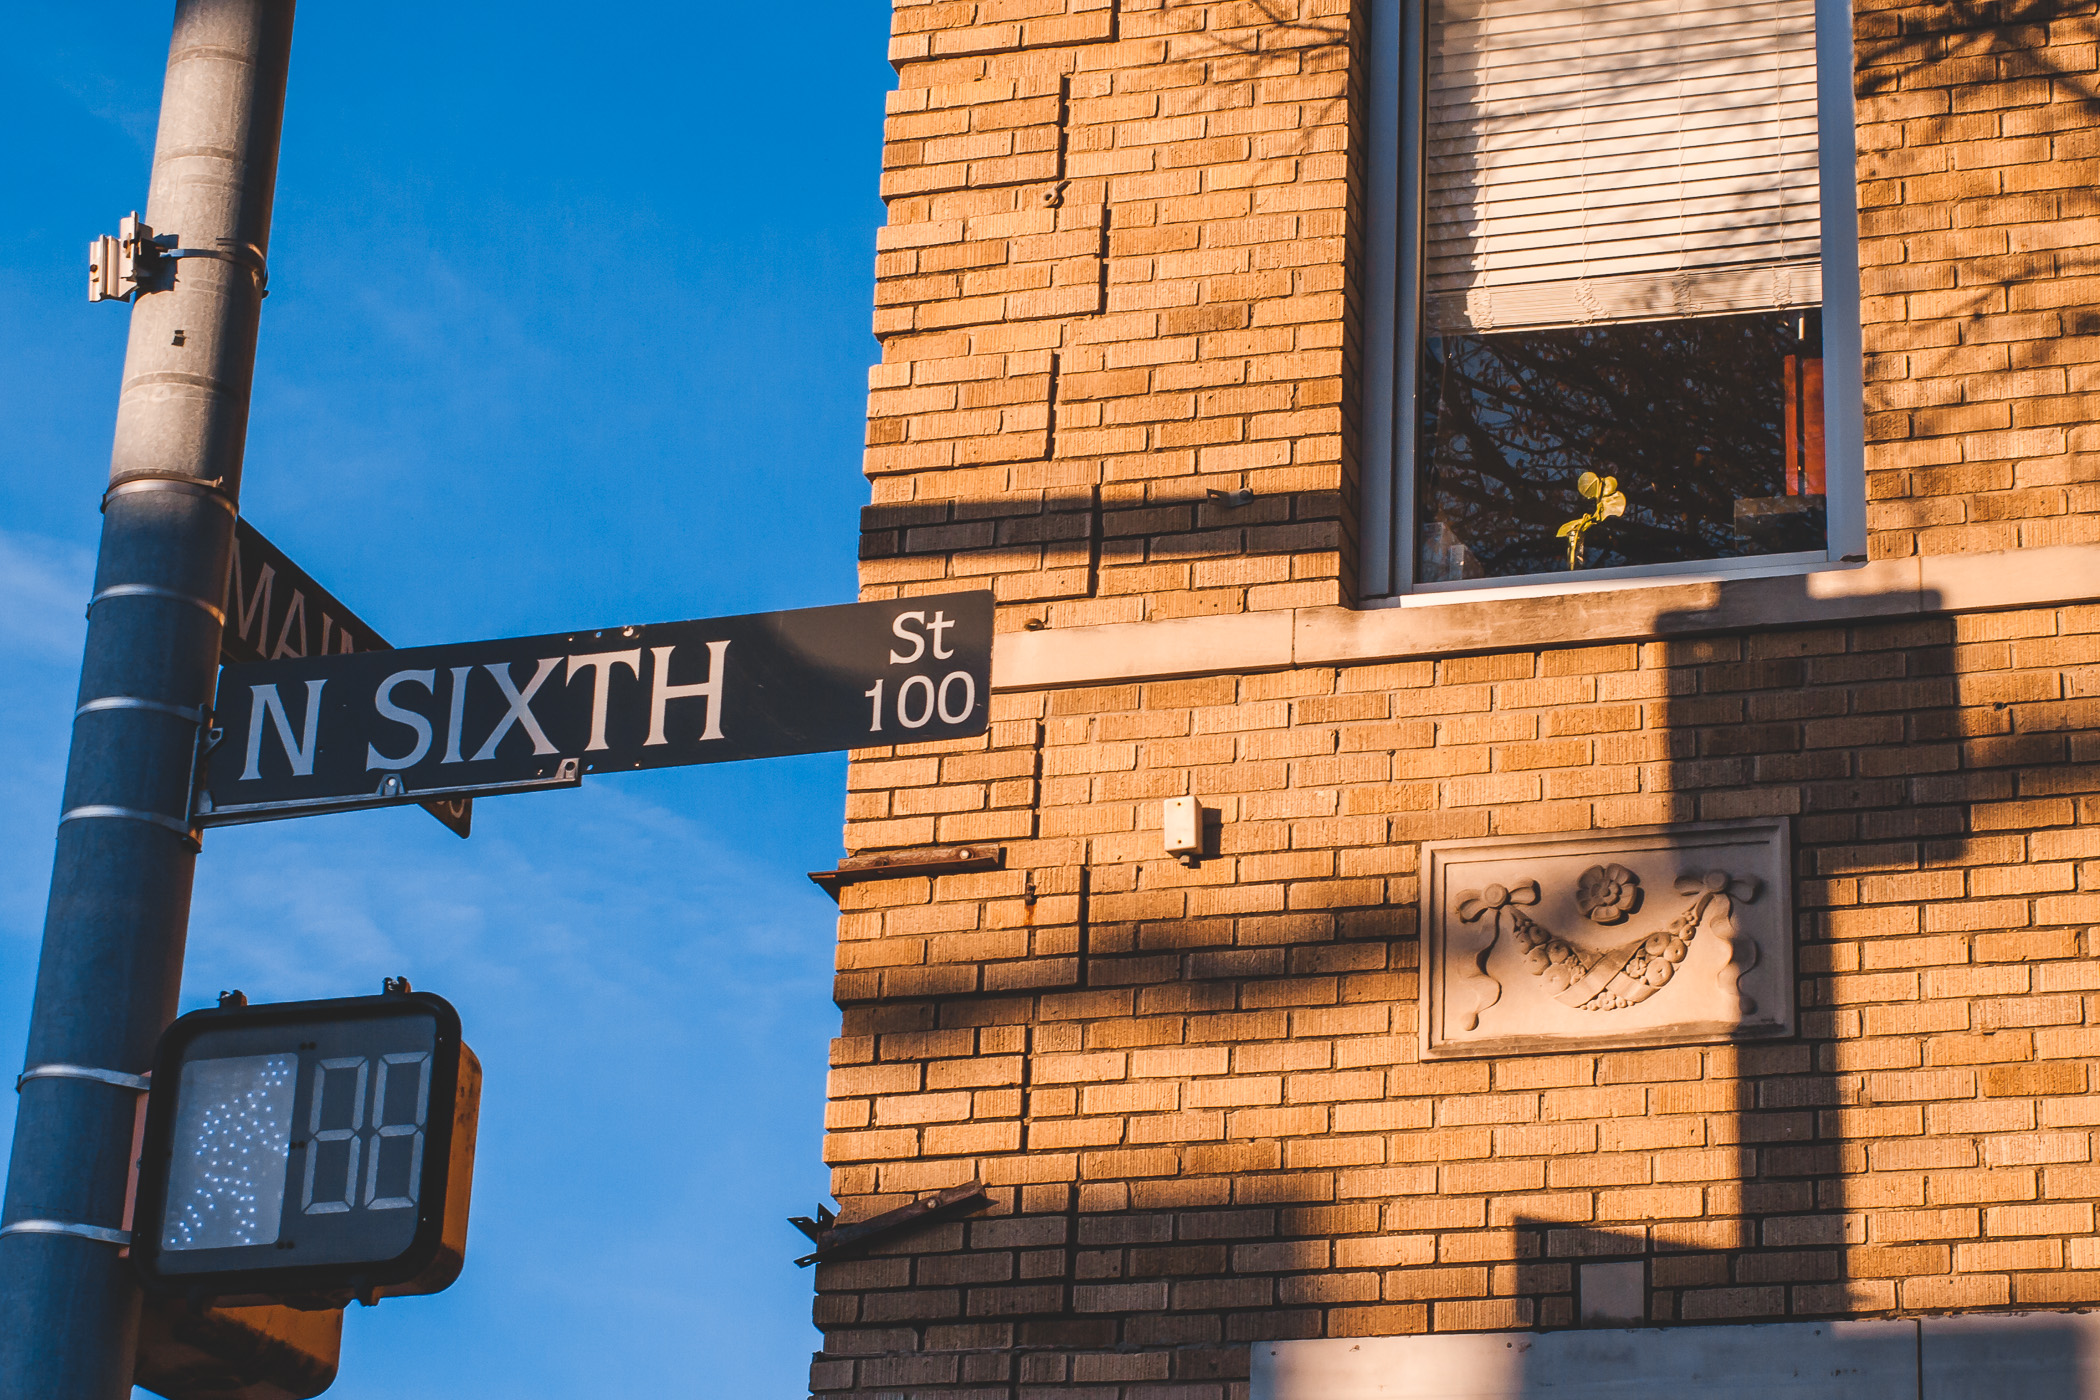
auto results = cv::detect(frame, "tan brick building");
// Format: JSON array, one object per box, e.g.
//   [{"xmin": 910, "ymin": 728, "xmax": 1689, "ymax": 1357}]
[{"xmin": 810, "ymin": 0, "xmax": 2100, "ymax": 1393}]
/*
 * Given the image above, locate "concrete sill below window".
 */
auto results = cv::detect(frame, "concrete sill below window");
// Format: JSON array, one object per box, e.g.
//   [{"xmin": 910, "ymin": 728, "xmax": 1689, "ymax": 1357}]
[{"xmin": 989, "ymin": 541, "xmax": 2100, "ymax": 692}]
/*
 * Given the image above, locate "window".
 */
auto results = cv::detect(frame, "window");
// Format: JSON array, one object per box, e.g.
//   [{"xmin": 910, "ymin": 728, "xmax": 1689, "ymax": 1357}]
[{"xmin": 1361, "ymin": 0, "xmax": 1863, "ymax": 596}]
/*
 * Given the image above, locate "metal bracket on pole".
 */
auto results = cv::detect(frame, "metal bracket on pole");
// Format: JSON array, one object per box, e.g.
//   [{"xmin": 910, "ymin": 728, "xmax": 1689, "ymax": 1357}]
[
  {"xmin": 194, "ymin": 754, "xmax": 581, "ymax": 827},
  {"xmin": 89, "ymin": 213, "xmax": 269, "ymax": 303},
  {"xmin": 58, "ymin": 802, "xmax": 206, "ymax": 855},
  {"xmin": 86, "ymin": 583, "xmax": 227, "ymax": 626},
  {"xmin": 2, "ymin": 1067, "xmax": 148, "ymax": 1251},
  {"xmin": 14, "ymin": 1064, "xmax": 151, "ymax": 1094},
  {"xmin": 87, "ymin": 215, "xmax": 147, "ymax": 303},
  {"xmin": 58, "ymin": 805, "xmax": 199, "ymax": 843},
  {"xmin": 101, "ymin": 472, "xmax": 237, "ymax": 517},
  {"xmin": 75, "ymin": 696, "xmax": 206, "ymax": 725},
  {"xmin": 0, "ymin": 1220, "xmax": 132, "ymax": 1247},
  {"xmin": 184, "ymin": 722, "xmax": 222, "ymax": 836}
]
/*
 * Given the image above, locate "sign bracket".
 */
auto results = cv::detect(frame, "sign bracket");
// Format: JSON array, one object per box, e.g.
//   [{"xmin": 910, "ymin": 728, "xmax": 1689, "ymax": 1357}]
[
  {"xmin": 90, "ymin": 214, "xmax": 269, "ymax": 302},
  {"xmin": 194, "ymin": 757, "xmax": 581, "ymax": 828},
  {"xmin": 0, "ymin": 1219, "xmax": 131, "ymax": 1248},
  {"xmin": 14, "ymin": 1064, "xmax": 151, "ymax": 1094}
]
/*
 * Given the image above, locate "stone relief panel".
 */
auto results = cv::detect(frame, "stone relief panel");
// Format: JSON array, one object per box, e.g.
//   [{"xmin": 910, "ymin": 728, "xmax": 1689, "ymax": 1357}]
[{"xmin": 1419, "ymin": 819, "xmax": 1794, "ymax": 1058}]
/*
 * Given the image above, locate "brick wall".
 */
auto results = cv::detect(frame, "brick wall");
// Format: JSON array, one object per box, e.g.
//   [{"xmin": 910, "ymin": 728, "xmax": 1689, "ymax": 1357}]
[
  {"xmin": 863, "ymin": 0, "xmax": 1357, "ymax": 625},
  {"xmin": 817, "ymin": 0, "xmax": 2100, "ymax": 1395},
  {"xmin": 1858, "ymin": 0, "xmax": 2100, "ymax": 559},
  {"xmin": 820, "ymin": 610, "xmax": 2100, "ymax": 1394}
]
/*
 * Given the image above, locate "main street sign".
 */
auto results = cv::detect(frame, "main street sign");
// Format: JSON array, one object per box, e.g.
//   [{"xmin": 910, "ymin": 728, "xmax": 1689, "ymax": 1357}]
[
  {"xmin": 224, "ymin": 518, "xmax": 473, "ymax": 838},
  {"xmin": 222, "ymin": 518, "xmax": 388, "ymax": 666},
  {"xmin": 196, "ymin": 592, "xmax": 992, "ymax": 826}
]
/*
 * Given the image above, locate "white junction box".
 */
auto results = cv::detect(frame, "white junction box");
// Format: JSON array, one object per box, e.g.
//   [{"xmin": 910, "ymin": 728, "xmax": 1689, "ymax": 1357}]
[{"xmin": 1163, "ymin": 796, "xmax": 1202, "ymax": 863}]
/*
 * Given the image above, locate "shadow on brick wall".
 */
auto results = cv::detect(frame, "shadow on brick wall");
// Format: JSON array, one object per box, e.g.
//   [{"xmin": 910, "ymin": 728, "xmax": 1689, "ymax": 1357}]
[
  {"xmin": 810, "ymin": 564, "xmax": 2100, "ymax": 1397},
  {"xmin": 859, "ymin": 489, "xmax": 1349, "ymax": 619},
  {"xmin": 1477, "ymin": 575, "xmax": 1985, "ymax": 1333},
  {"xmin": 1632, "ymin": 558, "xmax": 2100, "ymax": 1337},
  {"xmin": 1642, "ymin": 570, "xmax": 2095, "ymax": 1334}
]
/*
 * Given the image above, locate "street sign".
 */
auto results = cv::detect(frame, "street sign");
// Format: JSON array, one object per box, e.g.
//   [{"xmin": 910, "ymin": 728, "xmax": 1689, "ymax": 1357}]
[
  {"xmin": 196, "ymin": 591, "xmax": 993, "ymax": 826},
  {"xmin": 129, "ymin": 990, "xmax": 480, "ymax": 1308},
  {"xmin": 222, "ymin": 518, "xmax": 386, "ymax": 667},
  {"xmin": 223, "ymin": 518, "xmax": 472, "ymax": 838}
]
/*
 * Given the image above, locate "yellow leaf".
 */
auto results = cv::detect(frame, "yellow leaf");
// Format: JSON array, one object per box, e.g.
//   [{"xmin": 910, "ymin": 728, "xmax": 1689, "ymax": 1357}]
[
  {"xmin": 1600, "ymin": 493, "xmax": 1627, "ymax": 518},
  {"xmin": 1577, "ymin": 471, "xmax": 1601, "ymax": 499}
]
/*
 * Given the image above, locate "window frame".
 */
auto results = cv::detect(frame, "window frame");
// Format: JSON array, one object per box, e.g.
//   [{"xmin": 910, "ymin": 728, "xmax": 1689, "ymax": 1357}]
[{"xmin": 1358, "ymin": 0, "xmax": 1867, "ymax": 603}]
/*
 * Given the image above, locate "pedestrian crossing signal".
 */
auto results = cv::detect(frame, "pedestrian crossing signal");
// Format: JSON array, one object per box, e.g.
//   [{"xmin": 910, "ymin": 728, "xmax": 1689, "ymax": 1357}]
[{"xmin": 130, "ymin": 988, "xmax": 479, "ymax": 1308}]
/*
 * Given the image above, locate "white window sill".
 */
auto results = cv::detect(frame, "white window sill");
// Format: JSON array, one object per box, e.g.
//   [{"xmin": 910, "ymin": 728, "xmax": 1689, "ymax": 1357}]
[{"xmin": 1368, "ymin": 550, "xmax": 1844, "ymax": 608}]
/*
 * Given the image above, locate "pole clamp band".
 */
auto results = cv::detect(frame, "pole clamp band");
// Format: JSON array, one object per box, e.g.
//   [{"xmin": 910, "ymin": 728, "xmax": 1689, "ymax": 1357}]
[
  {"xmin": 162, "ymin": 242, "xmax": 269, "ymax": 294},
  {"xmin": 0, "ymin": 1220, "xmax": 132, "ymax": 1247},
  {"xmin": 15, "ymin": 1064, "xmax": 151, "ymax": 1094},
  {"xmin": 75, "ymin": 696, "xmax": 205, "ymax": 724},
  {"xmin": 103, "ymin": 473, "xmax": 237, "ymax": 517},
  {"xmin": 59, "ymin": 805, "xmax": 196, "ymax": 839},
  {"xmin": 87, "ymin": 584, "xmax": 226, "ymax": 626}
]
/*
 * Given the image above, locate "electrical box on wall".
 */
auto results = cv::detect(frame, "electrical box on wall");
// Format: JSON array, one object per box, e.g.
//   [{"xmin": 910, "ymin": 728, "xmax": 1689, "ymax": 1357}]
[{"xmin": 1163, "ymin": 797, "xmax": 1203, "ymax": 865}]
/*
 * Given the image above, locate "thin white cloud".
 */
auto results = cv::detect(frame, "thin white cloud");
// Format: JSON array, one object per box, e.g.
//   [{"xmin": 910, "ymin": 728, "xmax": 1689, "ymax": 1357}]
[
  {"xmin": 185, "ymin": 778, "xmax": 831, "ymax": 1023},
  {"xmin": 0, "ymin": 530, "xmax": 96, "ymax": 944},
  {"xmin": 0, "ymin": 530, "xmax": 92, "ymax": 663},
  {"xmin": 39, "ymin": 66, "xmax": 159, "ymax": 156}
]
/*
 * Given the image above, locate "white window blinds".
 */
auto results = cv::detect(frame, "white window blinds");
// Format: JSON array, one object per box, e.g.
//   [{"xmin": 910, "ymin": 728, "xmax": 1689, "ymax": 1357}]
[{"xmin": 1425, "ymin": 0, "xmax": 1821, "ymax": 334}]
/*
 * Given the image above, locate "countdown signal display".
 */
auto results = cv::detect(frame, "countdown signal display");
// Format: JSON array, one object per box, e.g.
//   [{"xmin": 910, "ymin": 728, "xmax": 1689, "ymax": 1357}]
[{"xmin": 130, "ymin": 990, "xmax": 481, "ymax": 1307}]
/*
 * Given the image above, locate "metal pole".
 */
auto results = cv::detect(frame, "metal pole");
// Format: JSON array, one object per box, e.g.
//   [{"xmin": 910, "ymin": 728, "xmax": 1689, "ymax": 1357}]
[{"xmin": 0, "ymin": 3, "xmax": 293, "ymax": 1395}]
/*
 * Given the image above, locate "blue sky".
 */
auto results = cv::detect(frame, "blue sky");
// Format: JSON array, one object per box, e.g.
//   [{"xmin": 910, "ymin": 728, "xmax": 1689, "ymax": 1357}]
[{"xmin": 2, "ymin": 5, "xmax": 894, "ymax": 1393}]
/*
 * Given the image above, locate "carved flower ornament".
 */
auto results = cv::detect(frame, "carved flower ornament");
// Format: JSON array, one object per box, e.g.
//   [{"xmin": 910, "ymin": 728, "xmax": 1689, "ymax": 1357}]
[{"xmin": 1575, "ymin": 864, "xmax": 1642, "ymax": 924}]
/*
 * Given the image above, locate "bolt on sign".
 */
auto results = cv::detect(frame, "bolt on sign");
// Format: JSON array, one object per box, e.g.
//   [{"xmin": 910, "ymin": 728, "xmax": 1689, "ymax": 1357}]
[{"xmin": 197, "ymin": 592, "xmax": 993, "ymax": 825}]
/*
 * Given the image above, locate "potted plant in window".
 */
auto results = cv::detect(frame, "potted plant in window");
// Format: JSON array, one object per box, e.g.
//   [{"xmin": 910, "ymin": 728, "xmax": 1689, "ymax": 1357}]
[{"xmin": 1556, "ymin": 471, "xmax": 1627, "ymax": 569}]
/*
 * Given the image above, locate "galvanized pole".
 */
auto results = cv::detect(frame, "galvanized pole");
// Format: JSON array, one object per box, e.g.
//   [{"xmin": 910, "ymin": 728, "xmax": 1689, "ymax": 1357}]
[{"xmin": 0, "ymin": 3, "xmax": 294, "ymax": 1395}]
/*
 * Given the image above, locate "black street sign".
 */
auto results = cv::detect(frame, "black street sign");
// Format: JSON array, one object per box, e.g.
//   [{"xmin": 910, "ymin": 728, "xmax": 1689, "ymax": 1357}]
[
  {"xmin": 223, "ymin": 519, "xmax": 472, "ymax": 838},
  {"xmin": 222, "ymin": 518, "xmax": 387, "ymax": 667},
  {"xmin": 196, "ymin": 591, "xmax": 993, "ymax": 826}
]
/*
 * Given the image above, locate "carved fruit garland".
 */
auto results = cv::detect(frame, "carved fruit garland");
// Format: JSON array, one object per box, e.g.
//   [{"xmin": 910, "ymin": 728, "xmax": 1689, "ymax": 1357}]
[{"xmin": 1452, "ymin": 867, "xmax": 1762, "ymax": 1023}]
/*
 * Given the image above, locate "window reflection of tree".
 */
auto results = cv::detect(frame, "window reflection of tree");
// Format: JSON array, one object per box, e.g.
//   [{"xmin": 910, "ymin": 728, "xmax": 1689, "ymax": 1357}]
[{"xmin": 1417, "ymin": 311, "xmax": 1816, "ymax": 581}]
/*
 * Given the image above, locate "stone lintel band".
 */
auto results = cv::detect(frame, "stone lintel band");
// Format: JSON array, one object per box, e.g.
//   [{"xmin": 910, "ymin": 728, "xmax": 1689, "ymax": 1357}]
[{"xmin": 989, "ymin": 543, "xmax": 2100, "ymax": 692}]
